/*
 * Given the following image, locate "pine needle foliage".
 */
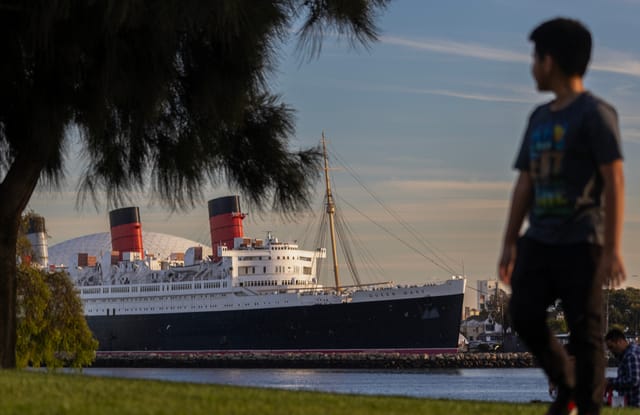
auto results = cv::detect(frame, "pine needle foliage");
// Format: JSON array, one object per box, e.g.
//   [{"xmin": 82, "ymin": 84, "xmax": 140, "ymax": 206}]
[
  {"xmin": 0, "ymin": 0, "xmax": 391, "ymax": 212},
  {"xmin": 0, "ymin": 0, "xmax": 390, "ymax": 368}
]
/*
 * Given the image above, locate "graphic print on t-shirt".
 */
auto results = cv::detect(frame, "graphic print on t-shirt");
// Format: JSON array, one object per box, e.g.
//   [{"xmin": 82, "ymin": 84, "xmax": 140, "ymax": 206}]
[{"xmin": 529, "ymin": 120, "xmax": 572, "ymax": 218}]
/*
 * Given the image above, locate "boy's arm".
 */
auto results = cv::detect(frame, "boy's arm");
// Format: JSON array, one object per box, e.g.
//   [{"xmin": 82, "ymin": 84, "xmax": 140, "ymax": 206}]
[
  {"xmin": 498, "ymin": 171, "xmax": 533, "ymax": 285},
  {"xmin": 598, "ymin": 159, "xmax": 626, "ymax": 287}
]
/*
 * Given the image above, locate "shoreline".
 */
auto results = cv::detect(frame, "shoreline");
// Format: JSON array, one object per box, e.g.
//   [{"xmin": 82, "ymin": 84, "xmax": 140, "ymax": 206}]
[{"xmin": 92, "ymin": 351, "xmax": 538, "ymax": 369}]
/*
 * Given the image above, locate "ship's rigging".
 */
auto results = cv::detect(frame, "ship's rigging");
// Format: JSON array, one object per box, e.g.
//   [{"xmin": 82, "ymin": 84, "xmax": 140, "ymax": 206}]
[{"xmin": 307, "ymin": 133, "xmax": 462, "ymax": 289}]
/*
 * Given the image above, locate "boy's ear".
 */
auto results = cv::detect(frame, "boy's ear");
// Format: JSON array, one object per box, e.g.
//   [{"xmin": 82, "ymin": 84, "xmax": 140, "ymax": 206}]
[{"xmin": 541, "ymin": 54, "xmax": 554, "ymax": 73}]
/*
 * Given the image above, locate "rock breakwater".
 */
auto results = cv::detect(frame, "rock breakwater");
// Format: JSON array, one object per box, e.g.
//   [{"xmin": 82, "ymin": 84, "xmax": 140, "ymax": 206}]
[{"xmin": 93, "ymin": 351, "xmax": 536, "ymax": 369}]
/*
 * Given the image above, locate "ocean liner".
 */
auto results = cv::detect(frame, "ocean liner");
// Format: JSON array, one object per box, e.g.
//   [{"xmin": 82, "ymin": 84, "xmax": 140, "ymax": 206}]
[{"xmin": 38, "ymin": 140, "xmax": 466, "ymax": 354}]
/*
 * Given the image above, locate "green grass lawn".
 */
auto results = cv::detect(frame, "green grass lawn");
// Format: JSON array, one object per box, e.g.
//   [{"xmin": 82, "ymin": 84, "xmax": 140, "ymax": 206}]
[{"xmin": 0, "ymin": 370, "xmax": 638, "ymax": 415}]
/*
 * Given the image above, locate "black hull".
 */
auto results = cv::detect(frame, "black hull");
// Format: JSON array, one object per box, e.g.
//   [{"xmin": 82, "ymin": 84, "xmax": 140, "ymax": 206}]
[{"xmin": 88, "ymin": 293, "xmax": 464, "ymax": 353}]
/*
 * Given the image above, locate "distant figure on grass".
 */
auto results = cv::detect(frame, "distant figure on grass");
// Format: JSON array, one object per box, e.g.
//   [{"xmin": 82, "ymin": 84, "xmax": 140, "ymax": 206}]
[
  {"xmin": 498, "ymin": 17, "xmax": 625, "ymax": 415},
  {"xmin": 605, "ymin": 328, "xmax": 640, "ymax": 407}
]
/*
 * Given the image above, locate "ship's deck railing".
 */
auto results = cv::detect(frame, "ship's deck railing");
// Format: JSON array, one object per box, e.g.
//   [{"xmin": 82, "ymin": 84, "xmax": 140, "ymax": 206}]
[
  {"xmin": 79, "ymin": 279, "xmax": 229, "ymax": 298},
  {"xmin": 78, "ymin": 278, "xmax": 432, "ymax": 299}
]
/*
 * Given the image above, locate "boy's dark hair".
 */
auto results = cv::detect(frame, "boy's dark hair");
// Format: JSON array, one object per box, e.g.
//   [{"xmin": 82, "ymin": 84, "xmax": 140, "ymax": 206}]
[
  {"xmin": 529, "ymin": 17, "xmax": 592, "ymax": 77},
  {"xmin": 605, "ymin": 328, "xmax": 627, "ymax": 342}
]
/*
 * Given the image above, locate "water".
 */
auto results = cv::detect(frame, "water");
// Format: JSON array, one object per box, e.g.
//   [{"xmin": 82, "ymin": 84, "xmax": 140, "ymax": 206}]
[{"xmin": 77, "ymin": 367, "xmax": 616, "ymax": 403}]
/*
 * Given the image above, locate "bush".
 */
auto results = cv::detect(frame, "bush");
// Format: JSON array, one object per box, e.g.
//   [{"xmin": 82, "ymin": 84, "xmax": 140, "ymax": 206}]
[{"xmin": 16, "ymin": 265, "xmax": 98, "ymax": 369}]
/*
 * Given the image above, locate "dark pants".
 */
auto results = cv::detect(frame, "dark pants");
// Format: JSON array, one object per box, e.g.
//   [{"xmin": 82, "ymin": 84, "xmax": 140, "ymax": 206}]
[{"xmin": 510, "ymin": 236, "xmax": 604, "ymax": 414}]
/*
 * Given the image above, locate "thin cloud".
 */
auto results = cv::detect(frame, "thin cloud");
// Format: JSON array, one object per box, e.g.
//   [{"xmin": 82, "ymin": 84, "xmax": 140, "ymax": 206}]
[
  {"xmin": 409, "ymin": 88, "xmax": 536, "ymax": 103},
  {"xmin": 383, "ymin": 35, "xmax": 640, "ymax": 78},
  {"xmin": 622, "ymin": 128, "xmax": 640, "ymax": 144},
  {"xmin": 298, "ymin": 71, "xmax": 540, "ymax": 104},
  {"xmin": 382, "ymin": 36, "xmax": 528, "ymax": 64},
  {"xmin": 342, "ymin": 83, "xmax": 538, "ymax": 104},
  {"xmin": 621, "ymin": 115, "xmax": 640, "ymax": 123},
  {"xmin": 591, "ymin": 48, "xmax": 640, "ymax": 77},
  {"xmin": 382, "ymin": 179, "xmax": 513, "ymax": 192}
]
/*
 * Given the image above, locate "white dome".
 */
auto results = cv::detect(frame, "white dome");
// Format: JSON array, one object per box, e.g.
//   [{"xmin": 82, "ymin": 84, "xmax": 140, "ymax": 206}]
[{"xmin": 48, "ymin": 231, "xmax": 211, "ymax": 266}]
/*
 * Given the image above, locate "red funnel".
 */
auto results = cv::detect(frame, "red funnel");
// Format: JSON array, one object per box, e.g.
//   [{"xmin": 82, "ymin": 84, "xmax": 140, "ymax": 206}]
[
  {"xmin": 109, "ymin": 207, "xmax": 143, "ymax": 260},
  {"xmin": 208, "ymin": 196, "xmax": 245, "ymax": 260}
]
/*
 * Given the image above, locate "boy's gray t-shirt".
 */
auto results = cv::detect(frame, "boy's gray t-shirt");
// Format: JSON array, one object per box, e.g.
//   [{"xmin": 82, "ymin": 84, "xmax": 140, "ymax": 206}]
[{"xmin": 514, "ymin": 91, "xmax": 623, "ymax": 245}]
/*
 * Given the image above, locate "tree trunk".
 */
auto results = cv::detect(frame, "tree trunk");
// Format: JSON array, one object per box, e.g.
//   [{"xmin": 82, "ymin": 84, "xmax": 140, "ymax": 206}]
[
  {"xmin": 0, "ymin": 156, "xmax": 46, "ymax": 368},
  {"xmin": 0, "ymin": 214, "xmax": 19, "ymax": 368}
]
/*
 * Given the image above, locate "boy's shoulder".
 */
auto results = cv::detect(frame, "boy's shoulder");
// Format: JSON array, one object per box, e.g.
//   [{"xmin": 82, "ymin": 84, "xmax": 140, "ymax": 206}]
[
  {"xmin": 581, "ymin": 91, "xmax": 616, "ymax": 111},
  {"xmin": 581, "ymin": 93, "xmax": 620, "ymax": 134},
  {"xmin": 575, "ymin": 92, "xmax": 620, "ymax": 122},
  {"xmin": 528, "ymin": 92, "xmax": 617, "ymax": 120}
]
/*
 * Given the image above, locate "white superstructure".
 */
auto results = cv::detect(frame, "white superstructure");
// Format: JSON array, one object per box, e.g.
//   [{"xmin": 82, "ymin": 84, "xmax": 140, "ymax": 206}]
[{"xmin": 65, "ymin": 230, "xmax": 464, "ymax": 319}]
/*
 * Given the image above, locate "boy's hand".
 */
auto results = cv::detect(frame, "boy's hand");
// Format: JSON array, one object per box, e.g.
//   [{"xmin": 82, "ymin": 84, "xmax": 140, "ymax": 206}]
[
  {"xmin": 498, "ymin": 243, "xmax": 516, "ymax": 285},
  {"xmin": 598, "ymin": 249, "xmax": 626, "ymax": 288}
]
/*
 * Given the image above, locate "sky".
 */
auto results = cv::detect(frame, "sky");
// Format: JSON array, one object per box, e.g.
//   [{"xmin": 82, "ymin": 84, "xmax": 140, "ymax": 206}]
[{"xmin": 27, "ymin": 0, "xmax": 640, "ymax": 288}]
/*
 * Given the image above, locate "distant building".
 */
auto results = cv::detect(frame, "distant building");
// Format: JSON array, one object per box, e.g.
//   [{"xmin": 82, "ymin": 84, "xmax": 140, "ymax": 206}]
[
  {"xmin": 477, "ymin": 279, "xmax": 510, "ymax": 312},
  {"xmin": 462, "ymin": 279, "xmax": 510, "ymax": 320},
  {"xmin": 460, "ymin": 315, "xmax": 503, "ymax": 342},
  {"xmin": 462, "ymin": 290, "xmax": 480, "ymax": 320}
]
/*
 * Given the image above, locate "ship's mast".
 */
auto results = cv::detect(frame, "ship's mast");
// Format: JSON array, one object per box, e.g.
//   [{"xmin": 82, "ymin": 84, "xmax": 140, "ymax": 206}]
[{"xmin": 322, "ymin": 133, "xmax": 341, "ymax": 292}]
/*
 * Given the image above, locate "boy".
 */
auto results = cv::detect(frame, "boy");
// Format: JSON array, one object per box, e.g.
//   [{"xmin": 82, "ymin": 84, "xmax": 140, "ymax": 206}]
[{"xmin": 498, "ymin": 18, "xmax": 625, "ymax": 415}]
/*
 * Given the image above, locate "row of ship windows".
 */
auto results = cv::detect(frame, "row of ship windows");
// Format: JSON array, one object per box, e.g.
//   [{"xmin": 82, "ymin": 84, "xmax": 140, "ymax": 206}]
[
  {"xmin": 86, "ymin": 295, "xmax": 227, "ymax": 304},
  {"xmin": 237, "ymin": 256, "xmax": 313, "ymax": 262},
  {"xmin": 81, "ymin": 282, "xmax": 226, "ymax": 296},
  {"xmin": 89, "ymin": 300, "xmax": 292, "ymax": 315},
  {"xmin": 274, "ymin": 265, "xmax": 298, "ymax": 274},
  {"xmin": 239, "ymin": 278, "xmax": 316, "ymax": 287},
  {"xmin": 238, "ymin": 266, "xmax": 313, "ymax": 276}
]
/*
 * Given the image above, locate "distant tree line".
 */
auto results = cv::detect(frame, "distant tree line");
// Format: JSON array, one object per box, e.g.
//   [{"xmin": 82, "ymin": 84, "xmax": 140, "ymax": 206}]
[
  {"xmin": 605, "ymin": 287, "xmax": 640, "ymax": 336},
  {"xmin": 472, "ymin": 287, "xmax": 640, "ymax": 337}
]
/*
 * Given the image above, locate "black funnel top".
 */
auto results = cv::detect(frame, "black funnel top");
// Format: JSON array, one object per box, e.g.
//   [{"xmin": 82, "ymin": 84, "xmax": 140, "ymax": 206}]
[
  {"xmin": 208, "ymin": 196, "xmax": 241, "ymax": 218},
  {"xmin": 27, "ymin": 216, "xmax": 46, "ymax": 234},
  {"xmin": 109, "ymin": 207, "xmax": 141, "ymax": 227}
]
